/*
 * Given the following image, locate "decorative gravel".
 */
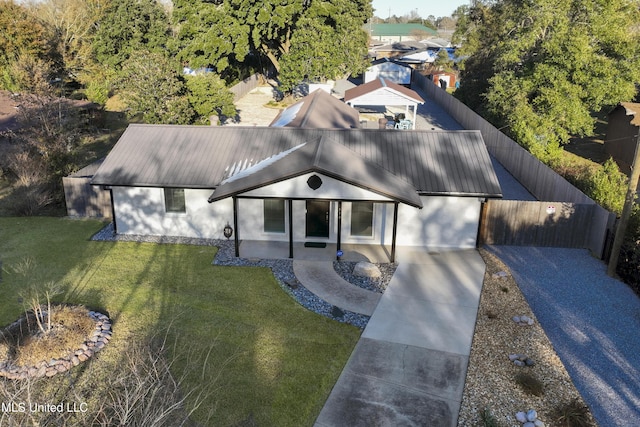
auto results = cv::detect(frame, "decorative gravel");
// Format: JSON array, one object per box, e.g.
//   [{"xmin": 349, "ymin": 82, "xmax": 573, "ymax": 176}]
[
  {"xmin": 457, "ymin": 248, "xmax": 597, "ymax": 427},
  {"xmin": 332, "ymin": 261, "xmax": 397, "ymax": 293},
  {"xmin": 91, "ymin": 224, "xmax": 369, "ymax": 328},
  {"xmin": 487, "ymin": 246, "xmax": 640, "ymax": 427}
]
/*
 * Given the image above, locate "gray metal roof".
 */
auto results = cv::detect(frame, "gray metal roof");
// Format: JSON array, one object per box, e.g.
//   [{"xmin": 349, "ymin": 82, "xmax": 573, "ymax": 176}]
[
  {"xmin": 208, "ymin": 136, "xmax": 424, "ymax": 207},
  {"xmin": 344, "ymin": 78, "xmax": 424, "ymax": 105},
  {"xmin": 91, "ymin": 124, "xmax": 502, "ymax": 198},
  {"xmin": 269, "ymin": 90, "xmax": 360, "ymax": 129}
]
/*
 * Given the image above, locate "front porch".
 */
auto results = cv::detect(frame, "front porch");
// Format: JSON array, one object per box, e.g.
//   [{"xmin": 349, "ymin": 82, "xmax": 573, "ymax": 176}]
[{"xmin": 237, "ymin": 240, "xmax": 393, "ymax": 263}]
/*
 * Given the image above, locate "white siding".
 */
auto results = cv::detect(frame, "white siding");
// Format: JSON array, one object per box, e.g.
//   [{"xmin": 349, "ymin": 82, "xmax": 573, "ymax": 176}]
[
  {"xmin": 112, "ymin": 188, "xmax": 482, "ymax": 249},
  {"xmin": 112, "ymin": 187, "xmax": 233, "ymax": 239},
  {"xmin": 241, "ymin": 172, "xmax": 393, "ymax": 201},
  {"xmin": 365, "ymin": 63, "xmax": 412, "ymax": 85},
  {"xmin": 386, "ymin": 196, "xmax": 482, "ymax": 248}
]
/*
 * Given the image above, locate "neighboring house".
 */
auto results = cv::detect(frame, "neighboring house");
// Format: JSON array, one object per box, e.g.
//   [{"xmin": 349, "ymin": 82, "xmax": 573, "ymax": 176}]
[
  {"xmin": 605, "ymin": 102, "xmax": 640, "ymax": 177},
  {"xmin": 270, "ymin": 90, "xmax": 360, "ymax": 129},
  {"xmin": 90, "ymin": 125, "xmax": 502, "ymax": 260},
  {"xmin": 369, "ymin": 41, "xmax": 424, "ymax": 60},
  {"xmin": 430, "ymin": 72, "xmax": 458, "ymax": 90},
  {"xmin": 368, "ymin": 23, "xmax": 437, "ymax": 43},
  {"xmin": 344, "ymin": 78, "xmax": 425, "ymax": 129},
  {"xmin": 364, "ymin": 58, "xmax": 412, "ymax": 85},
  {"xmin": 399, "ymin": 49, "xmax": 439, "ymax": 66}
]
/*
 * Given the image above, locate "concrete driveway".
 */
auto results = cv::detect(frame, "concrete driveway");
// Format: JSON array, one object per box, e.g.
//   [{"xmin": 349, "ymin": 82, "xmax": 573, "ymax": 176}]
[{"xmin": 315, "ymin": 248, "xmax": 486, "ymax": 427}]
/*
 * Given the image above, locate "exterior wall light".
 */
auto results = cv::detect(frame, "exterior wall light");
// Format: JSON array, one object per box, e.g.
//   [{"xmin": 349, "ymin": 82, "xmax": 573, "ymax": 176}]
[{"xmin": 223, "ymin": 222, "xmax": 233, "ymax": 240}]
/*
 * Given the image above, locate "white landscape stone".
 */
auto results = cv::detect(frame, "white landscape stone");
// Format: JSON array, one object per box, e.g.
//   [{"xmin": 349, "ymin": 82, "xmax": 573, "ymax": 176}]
[{"xmin": 353, "ymin": 261, "xmax": 381, "ymax": 278}]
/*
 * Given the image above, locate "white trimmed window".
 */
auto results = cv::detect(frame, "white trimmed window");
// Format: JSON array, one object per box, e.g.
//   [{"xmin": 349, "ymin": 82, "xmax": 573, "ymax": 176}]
[
  {"xmin": 351, "ymin": 202, "xmax": 373, "ymax": 237},
  {"xmin": 264, "ymin": 199, "xmax": 285, "ymax": 233},
  {"xmin": 164, "ymin": 188, "xmax": 186, "ymax": 213}
]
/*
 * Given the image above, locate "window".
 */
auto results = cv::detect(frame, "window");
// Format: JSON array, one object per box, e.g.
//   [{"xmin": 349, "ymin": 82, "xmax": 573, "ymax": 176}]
[
  {"xmin": 351, "ymin": 202, "xmax": 373, "ymax": 237},
  {"xmin": 164, "ymin": 188, "xmax": 186, "ymax": 213},
  {"xmin": 264, "ymin": 199, "xmax": 285, "ymax": 233}
]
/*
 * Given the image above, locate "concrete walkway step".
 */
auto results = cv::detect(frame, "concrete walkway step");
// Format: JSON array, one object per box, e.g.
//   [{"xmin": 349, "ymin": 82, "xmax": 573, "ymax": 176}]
[{"xmin": 292, "ymin": 260, "xmax": 381, "ymax": 316}]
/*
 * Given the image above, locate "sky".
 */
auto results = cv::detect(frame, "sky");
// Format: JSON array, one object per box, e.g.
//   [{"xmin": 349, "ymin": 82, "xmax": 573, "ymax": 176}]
[{"xmin": 371, "ymin": 0, "xmax": 470, "ymax": 19}]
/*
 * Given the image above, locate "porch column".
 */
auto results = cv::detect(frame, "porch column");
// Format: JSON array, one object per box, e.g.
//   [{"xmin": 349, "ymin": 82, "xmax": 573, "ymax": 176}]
[
  {"xmin": 288, "ymin": 199, "xmax": 293, "ymax": 258},
  {"xmin": 391, "ymin": 202, "xmax": 399, "ymax": 263},
  {"xmin": 336, "ymin": 201, "xmax": 342, "ymax": 260},
  {"xmin": 412, "ymin": 103, "xmax": 417, "ymax": 129},
  {"xmin": 233, "ymin": 196, "xmax": 239, "ymax": 257}
]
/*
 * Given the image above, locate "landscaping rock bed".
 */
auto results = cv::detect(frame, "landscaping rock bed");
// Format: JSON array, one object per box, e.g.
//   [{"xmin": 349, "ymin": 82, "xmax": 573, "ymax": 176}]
[
  {"xmin": 456, "ymin": 249, "xmax": 596, "ymax": 426},
  {"xmin": 0, "ymin": 309, "xmax": 112, "ymax": 380},
  {"xmin": 333, "ymin": 261, "xmax": 397, "ymax": 293}
]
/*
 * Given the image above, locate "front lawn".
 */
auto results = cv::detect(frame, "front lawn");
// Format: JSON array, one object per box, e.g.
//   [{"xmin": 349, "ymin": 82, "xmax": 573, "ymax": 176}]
[{"xmin": 0, "ymin": 217, "xmax": 360, "ymax": 426}]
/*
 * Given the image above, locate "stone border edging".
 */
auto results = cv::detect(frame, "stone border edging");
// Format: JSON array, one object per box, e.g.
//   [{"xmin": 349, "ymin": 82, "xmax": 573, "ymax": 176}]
[{"xmin": 0, "ymin": 310, "xmax": 112, "ymax": 380}]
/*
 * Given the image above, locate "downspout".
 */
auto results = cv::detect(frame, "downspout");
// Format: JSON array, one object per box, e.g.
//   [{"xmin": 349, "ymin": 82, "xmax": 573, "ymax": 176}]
[{"xmin": 106, "ymin": 186, "xmax": 117, "ymax": 234}]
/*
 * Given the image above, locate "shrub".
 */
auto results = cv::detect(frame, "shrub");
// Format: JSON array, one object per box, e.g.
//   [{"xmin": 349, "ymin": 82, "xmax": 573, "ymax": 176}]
[
  {"xmin": 551, "ymin": 399, "xmax": 594, "ymax": 427},
  {"xmin": 480, "ymin": 406, "xmax": 502, "ymax": 427},
  {"xmin": 617, "ymin": 205, "xmax": 640, "ymax": 295},
  {"xmin": 586, "ymin": 157, "xmax": 627, "ymax": 213}
]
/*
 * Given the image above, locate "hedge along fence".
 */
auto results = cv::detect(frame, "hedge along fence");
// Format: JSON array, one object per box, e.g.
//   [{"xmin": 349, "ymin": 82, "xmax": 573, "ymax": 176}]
[{"xmin": 411, "ymin": 73, "xmax": 616, "ymax": 256}]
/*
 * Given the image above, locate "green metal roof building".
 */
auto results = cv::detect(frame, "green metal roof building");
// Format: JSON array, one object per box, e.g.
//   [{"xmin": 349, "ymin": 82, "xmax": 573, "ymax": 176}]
[{"xmin": 368, "ymin": 23, "xmax": 437, "ymax": 42}]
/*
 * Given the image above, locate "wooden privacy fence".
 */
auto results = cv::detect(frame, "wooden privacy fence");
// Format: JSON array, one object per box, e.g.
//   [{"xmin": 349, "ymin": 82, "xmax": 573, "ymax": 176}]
[
  {"xmin": 63, "ymin": 160, "xmax": 112, "ymax": 219},
  {"xmin": 229, "ymin": 74, "xmax": 262, "ymax": 102},
  {"xmin": 480, "ymin": 200, "xmax": 598, "ymax": 248},
  {"xmin": 412, "ymin": 73, "xmax": 616, "ymax": 257}
]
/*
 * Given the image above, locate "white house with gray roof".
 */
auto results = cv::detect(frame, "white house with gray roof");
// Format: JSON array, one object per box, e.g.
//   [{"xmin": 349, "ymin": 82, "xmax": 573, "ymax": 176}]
[{"xmin": 90, "ymin": 125, "xmax": 502, "ymax": 261}]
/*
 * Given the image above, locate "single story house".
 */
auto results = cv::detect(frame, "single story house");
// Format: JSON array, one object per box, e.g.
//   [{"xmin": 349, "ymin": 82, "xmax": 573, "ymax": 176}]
[
  {"xmin": 90, "ymin": 125, "xmax": 502, "ymax": 261},
  {"xmin": 364, "ymin": 58, "xmax": 413, "ymax": 85}
]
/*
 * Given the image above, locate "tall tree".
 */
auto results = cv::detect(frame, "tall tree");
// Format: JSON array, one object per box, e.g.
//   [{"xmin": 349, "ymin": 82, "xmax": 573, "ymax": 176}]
[
  {"xmin": 93, "ymin": 0, "xmax": 170, "ymax": 69},
  {"xmin": 36, "ymin": 0, "xmax": 107, "ymax": 81},
  {"xmin": 455, "ymin": 0, "xmax": 640, "ymax": 160},
  {"xmin": 173, "ymin": 0, "xmax": 372, "ymax": 80},
  {"xmin": 185, "ymin": 73, "xmax": 237, "ymax": 123},
  {"xmin": 0, "ymin": 1, "xmax": 54, "ymax": 91},
  {"xmin": 117, "ymin": 51, "xmax": 192, "ymax": 124},
  {"xmin": 278, "ymin": 0, "xmax": 371, "ymax": 91}
]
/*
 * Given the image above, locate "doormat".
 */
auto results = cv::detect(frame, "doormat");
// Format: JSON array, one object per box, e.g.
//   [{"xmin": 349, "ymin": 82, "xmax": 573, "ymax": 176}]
[{"xmin": 304, "ymin": 242, "xmax": 327, "ymax": 248}]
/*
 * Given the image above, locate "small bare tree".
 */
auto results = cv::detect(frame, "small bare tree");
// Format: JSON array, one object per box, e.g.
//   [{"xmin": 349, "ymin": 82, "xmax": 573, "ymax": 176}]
[{"xmin": 10, "ymin": 257, "xmax": 62, "ymax": 335}]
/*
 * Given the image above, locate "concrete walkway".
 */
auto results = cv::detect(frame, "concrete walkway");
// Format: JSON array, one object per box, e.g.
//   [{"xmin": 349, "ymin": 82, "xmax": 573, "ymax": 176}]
[
  {"xmin": 313, "ymin": 248, "xmax": 486, "ymax": 427},
  {"xmin": 292, "ymin": 260, "xmax": 381, "ymax": 316}
]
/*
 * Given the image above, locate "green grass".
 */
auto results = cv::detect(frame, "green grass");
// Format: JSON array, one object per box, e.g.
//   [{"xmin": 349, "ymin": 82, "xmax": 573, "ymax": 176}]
[{"xmin": 0, "ymin": 217, "xmax": 361, "ymax": 426}]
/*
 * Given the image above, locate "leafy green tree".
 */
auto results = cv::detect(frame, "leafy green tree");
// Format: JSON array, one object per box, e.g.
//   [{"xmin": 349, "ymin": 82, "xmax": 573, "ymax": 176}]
[
  {"xmin": 455, "ymin": 0, "xmax": 640, "ymax": 161},
  {"xmin": 173, "ymin": 0, "xmax": 306, "ymax": 74},
  {"xmin": 433, "ymin": 49, "xmax": 454, "ymax": 72},
  {"xmin": 185, "ymin": 73, "xmax": 237, "ymax": 123},
  {"xmin": 36, "ymin": 0, "xmax": 107, "ymax": 81},
  {"xmin": 173, "ymin": 0, "xmax": 372, "ymax": 84},
  {"xmin": 278, "ymin": 0, "xmax": 371, "ymax": 91},
  {"xmin": 93, "ymin": 0, "xmax": 170, "ymax": 69},
  {"xmin": 0, "ymin": 1, "xmax": 55, "ymax": 91},
  {"xmin": 117, "ymin": 51, "xmax": 192, "ymax": 124}
]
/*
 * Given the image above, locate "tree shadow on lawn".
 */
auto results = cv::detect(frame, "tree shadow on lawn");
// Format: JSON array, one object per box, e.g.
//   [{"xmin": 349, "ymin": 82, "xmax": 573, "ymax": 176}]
[{"xmin": 0, "ymin": 221, "xmax": 360, "ymax": 426}]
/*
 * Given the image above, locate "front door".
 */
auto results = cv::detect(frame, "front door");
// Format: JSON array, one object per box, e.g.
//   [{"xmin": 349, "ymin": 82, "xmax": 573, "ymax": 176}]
[{"xmin": 305, "ymin": 200, "xmax": 330, "ymax": 238}]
